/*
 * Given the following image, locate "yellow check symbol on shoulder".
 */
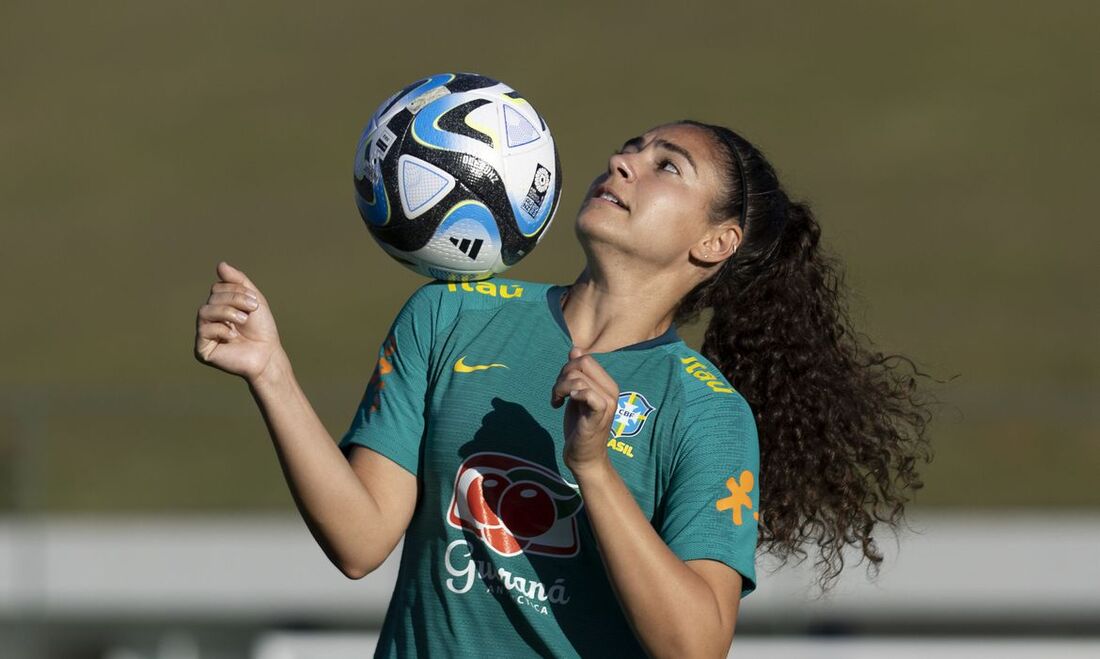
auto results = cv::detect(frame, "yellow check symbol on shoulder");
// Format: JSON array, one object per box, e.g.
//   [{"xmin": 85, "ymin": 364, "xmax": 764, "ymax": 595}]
[{"xmin": 454, "ymin": 356, "xmax": 508, "ymax": 373}]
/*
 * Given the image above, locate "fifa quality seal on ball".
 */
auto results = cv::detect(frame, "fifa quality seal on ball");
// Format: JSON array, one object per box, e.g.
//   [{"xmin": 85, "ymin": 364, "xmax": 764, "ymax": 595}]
[{"xmin": 353, "ymin": 73, "xmax": 562, "ymax": 281}]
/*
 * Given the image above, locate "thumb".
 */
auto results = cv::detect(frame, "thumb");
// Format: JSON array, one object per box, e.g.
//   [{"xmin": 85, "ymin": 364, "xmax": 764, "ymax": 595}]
[
  {"xmin": 569, "ymin": 346, "xmax": 585, "ymax": 360},
  {"xmin": 217, "ymin": 261, "xmax": 257, "ymax": 289}
]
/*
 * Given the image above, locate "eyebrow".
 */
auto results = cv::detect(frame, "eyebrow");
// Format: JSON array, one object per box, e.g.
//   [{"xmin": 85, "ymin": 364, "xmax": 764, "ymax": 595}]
[{"xmin": 619, "ymin": 136, "xmax": 698, "ymax": 173}]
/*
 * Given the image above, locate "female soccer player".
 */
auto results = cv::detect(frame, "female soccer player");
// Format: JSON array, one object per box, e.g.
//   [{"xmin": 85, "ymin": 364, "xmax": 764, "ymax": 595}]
[{"xmin": 194, "ymin": 121, "xmax": 932, "ymax": 657}]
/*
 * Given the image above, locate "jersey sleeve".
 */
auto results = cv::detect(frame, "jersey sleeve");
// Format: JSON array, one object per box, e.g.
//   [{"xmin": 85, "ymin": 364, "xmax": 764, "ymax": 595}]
[
  {"xmin": 338, "ymin": 284, "xmax": 442, "ymax": 476},
  {"xmin": 658, "ymin": 387, "xmax": 761, "ymax": 599}
]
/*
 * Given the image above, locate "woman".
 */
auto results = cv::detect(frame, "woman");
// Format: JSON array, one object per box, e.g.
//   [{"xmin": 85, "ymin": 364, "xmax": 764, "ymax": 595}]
[{"xmin": 194, "ymin": 121, "xmax": 933, "ymax": 657}]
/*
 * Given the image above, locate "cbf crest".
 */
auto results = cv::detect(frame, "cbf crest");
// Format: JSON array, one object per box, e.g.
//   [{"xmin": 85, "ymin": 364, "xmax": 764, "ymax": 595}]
[{"xmin": 612, "ymin": 392, "xmax": 656, "ymax": 438}]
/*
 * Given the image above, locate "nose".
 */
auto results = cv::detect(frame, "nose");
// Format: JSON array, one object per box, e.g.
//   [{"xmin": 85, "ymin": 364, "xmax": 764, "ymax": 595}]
[{"xmin": 608, "ymin": 152, "xmax": 634, "ymax": 181}]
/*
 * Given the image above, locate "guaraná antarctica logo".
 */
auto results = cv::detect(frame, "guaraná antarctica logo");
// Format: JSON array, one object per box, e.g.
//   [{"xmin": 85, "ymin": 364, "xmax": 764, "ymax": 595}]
[{"xmin": 447, "ymin": 452, "xmax": 584, "ymax": 558}]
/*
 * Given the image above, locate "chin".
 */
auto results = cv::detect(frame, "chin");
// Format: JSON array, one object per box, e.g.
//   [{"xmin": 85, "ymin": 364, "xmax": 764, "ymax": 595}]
[
  {"xmin": 575, "ymin": 200, "xmax": 622, "ymax": 234},
  {"xmin": 574, "ymin": 205, "xmax": 612, "ymax": 247}
]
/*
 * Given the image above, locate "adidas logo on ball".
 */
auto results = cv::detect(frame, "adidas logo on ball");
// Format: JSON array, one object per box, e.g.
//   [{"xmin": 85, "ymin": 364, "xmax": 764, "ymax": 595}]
[{"xmin": 449, "ymin": 236, "xmax": 484, "ymax": 260}]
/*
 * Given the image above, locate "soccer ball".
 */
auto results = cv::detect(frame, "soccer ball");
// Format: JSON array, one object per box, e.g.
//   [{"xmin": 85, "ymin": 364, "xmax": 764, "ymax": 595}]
[{"xmin": 353, "ymin": 73, "xmax": 562, "ymax": 281}]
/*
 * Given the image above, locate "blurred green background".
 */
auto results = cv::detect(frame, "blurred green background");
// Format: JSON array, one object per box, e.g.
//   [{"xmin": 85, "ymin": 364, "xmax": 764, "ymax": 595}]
[{"xmin": 1, "ymin": 0, "xmax": 1096, "ymax": 512}]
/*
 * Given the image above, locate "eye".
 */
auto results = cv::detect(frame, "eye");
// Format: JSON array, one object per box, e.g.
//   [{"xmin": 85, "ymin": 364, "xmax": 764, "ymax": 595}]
[{"xmin": 658, "ymin": 158, "xmax": 680, "ymax": 175}]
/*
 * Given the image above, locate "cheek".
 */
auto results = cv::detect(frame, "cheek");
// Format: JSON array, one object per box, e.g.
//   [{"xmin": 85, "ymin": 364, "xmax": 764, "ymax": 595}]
[
  {"xmin": 642, "ymin": 194, "xmax": 708, "ymax": 240},
  {"xmin": 648, "ymin": 198, "xmax": 714, "ymax": 261}
]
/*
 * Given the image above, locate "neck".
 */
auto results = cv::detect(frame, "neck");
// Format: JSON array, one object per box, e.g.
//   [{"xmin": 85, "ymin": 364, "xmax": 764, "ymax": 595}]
[{"xmin": 561, "ymin": 266, "xmax": 682, "ymax": 354}]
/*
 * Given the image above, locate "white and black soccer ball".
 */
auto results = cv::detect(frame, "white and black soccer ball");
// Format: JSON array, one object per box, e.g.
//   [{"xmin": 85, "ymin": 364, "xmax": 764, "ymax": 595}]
[{"xmin": 353, "ymin": 73, "xmax": 562, "ymax": 281}]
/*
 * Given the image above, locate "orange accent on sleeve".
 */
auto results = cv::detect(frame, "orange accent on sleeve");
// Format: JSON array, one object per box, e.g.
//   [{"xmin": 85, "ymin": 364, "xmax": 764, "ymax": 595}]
[{"xmin": 716, "ymin": 470, "xmax": 755, "ymax": 526}]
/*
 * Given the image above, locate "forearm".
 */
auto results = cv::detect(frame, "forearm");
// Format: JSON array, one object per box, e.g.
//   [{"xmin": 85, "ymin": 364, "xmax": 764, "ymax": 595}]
[
  {"xmin": 574, "ymin": 458, "xmax": 732, "ymax": 658},
  {"xmin": 248, "ymin": 349, "xmax": 390, "ymax": 576}
]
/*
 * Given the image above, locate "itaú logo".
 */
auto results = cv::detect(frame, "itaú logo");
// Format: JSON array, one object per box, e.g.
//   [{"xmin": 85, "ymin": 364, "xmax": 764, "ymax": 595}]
[{"xmin": 447, "ymin": 453, "xmax": 583, "ymax": 558}]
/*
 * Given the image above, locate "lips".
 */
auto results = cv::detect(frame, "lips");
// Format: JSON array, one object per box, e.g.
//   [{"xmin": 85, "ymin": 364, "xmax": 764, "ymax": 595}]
[{"xmin": 593, "ymin": 184, "xmax": 629, "ymax": 210}]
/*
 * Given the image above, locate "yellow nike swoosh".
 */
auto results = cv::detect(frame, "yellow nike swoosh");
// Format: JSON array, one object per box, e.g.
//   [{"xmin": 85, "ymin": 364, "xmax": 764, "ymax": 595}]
[{"xmin": 454, "ymin": 356, "xmax": 508, "ymax": 373}]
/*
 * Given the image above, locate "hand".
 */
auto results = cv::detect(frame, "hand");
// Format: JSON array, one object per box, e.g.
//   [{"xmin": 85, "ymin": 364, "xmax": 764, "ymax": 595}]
[
  {"xmin": 194, "ymin": 261, "xmax": 282, "ymax": 383},
  {"xmin": 551, "ymin": 347, "xmax": 619, "ymax": 473}
]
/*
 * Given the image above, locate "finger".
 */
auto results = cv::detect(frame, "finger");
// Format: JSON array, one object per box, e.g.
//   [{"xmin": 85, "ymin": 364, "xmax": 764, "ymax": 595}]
[
  {"xmin": 567, "ymin": 385, "xmax": 612, "ymax": 416},
  {"xmin": 206, "ymin": 291, "xmax": 260, "ymax": 312},
  {"xmin": 565, "ymin": 353, "xmax": 620, "ymax": 400},
  {"xmin": 197, "ymin": 320, "xmax": 238, "ymax": 343},
  {"xmin": 551, "ymin": 378, "xmax": 571, "ymax": 408},
  {"xmin": 551, "ymin": 372, "xmax": 597, "ymax": 408},
  {"xmin": 217, "ymin": 261, "xmax": 258, "ymax": 290},
  {"xmin": 577, "ymin": 356, "xmax": 619, "ymax": 398},
  {"xmin": 198, "ymin": 303, "xmax": 251, "ymax": 325},
  {"xmin": 552, "ymin": 372, "xmax": 590, "ymax": 408},
  {"xmin": 210, "ymin": 282, "xmax": 259, "ymax": 299}
]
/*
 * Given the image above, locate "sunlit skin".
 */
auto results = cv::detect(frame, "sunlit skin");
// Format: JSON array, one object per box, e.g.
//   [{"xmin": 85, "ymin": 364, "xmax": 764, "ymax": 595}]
[
  {"xmin": 561, "ymin": 123, "xmax": 743, "ymax": 357},
  {"xmin": 550, "ymin": 123, "xmax": 747, "ymax": 656},
  {"xmin": 193, "ymin": 122, "xmax": 749, "ymax": 657}
]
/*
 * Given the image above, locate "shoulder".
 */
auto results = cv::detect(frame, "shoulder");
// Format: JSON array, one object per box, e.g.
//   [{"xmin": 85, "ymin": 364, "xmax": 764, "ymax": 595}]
[
  {"xmin": 656, "ymin": 345, "xmax": 759, "ymax": 466},
  {"xmin": 656, "ymin": 343, "xmax": 754, "ymax": 422}
]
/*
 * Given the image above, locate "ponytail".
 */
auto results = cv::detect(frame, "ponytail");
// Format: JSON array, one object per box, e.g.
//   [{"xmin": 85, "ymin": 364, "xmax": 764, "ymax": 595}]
[{"xmin": 677, "ymin": 121, "xmax": 935, "ymax": 594}]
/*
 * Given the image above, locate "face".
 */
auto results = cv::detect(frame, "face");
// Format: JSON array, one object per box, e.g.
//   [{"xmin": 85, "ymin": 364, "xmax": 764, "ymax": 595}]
[{"xmin": 576, "ymin": 123, "xmax": 734, "ymax": 273}]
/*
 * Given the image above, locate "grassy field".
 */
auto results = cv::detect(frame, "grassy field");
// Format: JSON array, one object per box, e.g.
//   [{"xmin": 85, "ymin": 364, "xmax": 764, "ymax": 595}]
[{"xmin": 0, "ymin": 1, "xmax": 1096, "ymax": 511}]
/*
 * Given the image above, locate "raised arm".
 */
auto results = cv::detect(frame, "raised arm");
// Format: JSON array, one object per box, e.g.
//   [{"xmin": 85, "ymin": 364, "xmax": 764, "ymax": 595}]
[
  {"xmin": 553, "ymin": 348, "xmax": 749, "ymax": 657},
  {"xmin": 194, "ymin": 261, "xmax": 416, "ymax": 578}
]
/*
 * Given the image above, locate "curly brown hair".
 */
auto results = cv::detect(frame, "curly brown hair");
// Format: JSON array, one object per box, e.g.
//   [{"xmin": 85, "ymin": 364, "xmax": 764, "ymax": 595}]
[{"xmin": 675, "ymin": 120, "xmax": 936, "ymax": 595}]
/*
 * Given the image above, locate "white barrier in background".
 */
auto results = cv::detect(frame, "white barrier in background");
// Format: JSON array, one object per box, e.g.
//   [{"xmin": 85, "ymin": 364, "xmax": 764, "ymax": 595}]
[
  {"xmin": 1, "ymin": 511, "xmax": 1098, "ymax": 627},
  {"xmin": 252, "ymin": 633, "xmax": 1100, "ymax": 659}
]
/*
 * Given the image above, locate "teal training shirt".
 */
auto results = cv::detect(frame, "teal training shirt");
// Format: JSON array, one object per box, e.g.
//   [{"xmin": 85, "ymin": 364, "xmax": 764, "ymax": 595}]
[{"xmin": 339, "ymin": 278, "xmax": 760, "ymax": 658}]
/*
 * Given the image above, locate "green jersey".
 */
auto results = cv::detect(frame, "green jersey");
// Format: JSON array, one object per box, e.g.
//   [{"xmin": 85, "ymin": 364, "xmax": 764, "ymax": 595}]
[{"xmin": 339, "ymin": 278, "xmax": 760, "ymax": 658}]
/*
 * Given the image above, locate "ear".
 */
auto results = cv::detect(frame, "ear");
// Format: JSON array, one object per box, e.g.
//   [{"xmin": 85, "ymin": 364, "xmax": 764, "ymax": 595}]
[{"xmin": 690, "ymin": 222, "xmax": 743, "ymax": 265}]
